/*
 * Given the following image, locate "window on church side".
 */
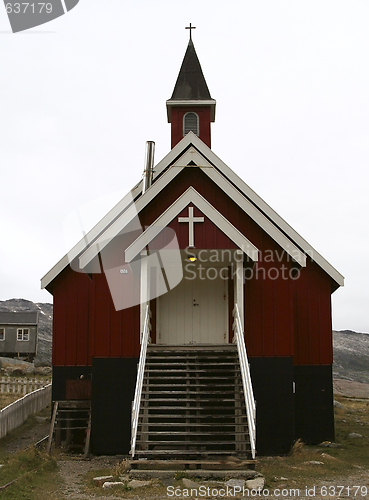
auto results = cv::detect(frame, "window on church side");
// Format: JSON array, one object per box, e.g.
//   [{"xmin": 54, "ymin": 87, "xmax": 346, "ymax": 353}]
[
  {"xmin": 183, "ymin": 112, "xmax": 199, "ymax": 136},
  {"xmin": 0, "ymin": 328, "xmax": 4, "ymax": 341}
]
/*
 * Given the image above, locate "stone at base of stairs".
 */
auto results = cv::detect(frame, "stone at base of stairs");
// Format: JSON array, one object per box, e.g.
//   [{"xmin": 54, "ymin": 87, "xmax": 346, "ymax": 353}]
[
  {"xmin": 129, "ymin": 469, "xmax": 260, "ymax": 480},
  {"xmin": 129, "ymin": 458, "xmax": 256, "ymax": 471}
]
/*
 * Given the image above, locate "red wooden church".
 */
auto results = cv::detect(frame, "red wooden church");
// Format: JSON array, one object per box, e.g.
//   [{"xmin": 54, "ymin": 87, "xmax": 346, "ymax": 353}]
[{"xmin": 42, "ymin": 34, "xmax": 344, "ymax": 460}]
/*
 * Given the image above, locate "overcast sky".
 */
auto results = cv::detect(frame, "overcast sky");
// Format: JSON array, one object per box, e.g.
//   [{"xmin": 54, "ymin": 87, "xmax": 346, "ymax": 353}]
[{"xmin": 1, "ymin": 1, "xmax": 368, "ymax": 333}]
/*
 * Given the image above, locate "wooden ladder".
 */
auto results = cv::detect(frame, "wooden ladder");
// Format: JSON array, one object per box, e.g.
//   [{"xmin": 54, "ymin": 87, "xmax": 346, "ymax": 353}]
[{"xmin": 47, "ymin": 400, "xmax": 91, "ymax": 457}]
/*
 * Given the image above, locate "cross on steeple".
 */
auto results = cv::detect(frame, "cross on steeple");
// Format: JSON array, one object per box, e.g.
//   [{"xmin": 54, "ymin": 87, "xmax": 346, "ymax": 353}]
[{"xmin": 185, "ymin": 23, "xmax": 196, "ymax": 40}]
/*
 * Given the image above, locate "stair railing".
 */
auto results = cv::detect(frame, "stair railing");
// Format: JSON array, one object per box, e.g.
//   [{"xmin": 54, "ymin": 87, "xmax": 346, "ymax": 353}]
[
  {"xmin": 130, "ymin": 304, "xmax": 151, "ymax": 458},
  {"xmin": 233, "ymin": 304, "xmax": 256, "ymax": 459}
]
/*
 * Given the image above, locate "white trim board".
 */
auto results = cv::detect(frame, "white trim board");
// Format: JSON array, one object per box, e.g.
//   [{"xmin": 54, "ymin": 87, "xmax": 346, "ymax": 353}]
[
  {"xmin": 42, "ymin": 135, "xmax": 203, "ymax": 289},
  {"xmin": 41, "ymin": 184, "xmax": 142, "ymax": 289},
  {"xmin": 125, "ymin": 187, "xmax": 259, "ymax": 263},
  {"xmin": 80, "ymin": 155, "xmax": 306, "ymax": 269},
  {"xmin": 152, "ymin": 133, "xmax": 343, "ymax": 285},
  {"xmin": 79, "ymin": 166, "xmax": 185, "ymax": 270}
]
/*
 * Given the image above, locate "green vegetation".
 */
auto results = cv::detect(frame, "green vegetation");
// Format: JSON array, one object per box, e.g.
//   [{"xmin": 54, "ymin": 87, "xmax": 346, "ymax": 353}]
[{"xmin": 0, "ymin": 448, "xmax": 59, "ymax": 499}]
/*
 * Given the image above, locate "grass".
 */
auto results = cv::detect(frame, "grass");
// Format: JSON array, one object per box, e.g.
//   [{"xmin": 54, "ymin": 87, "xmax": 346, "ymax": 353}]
[
  {"xmin": 0, "ymin": 408, "xmax": 59, "ymax": 500},
  {"xmin": 259, "ymin": 396, "xmax": 369, "ymax": 490},
  {"xmin": 0, "ymin": 448, "xmax": 59, "ymax": 500},
  {"xmin": 0, "ymin": 394, "xmax": 20, "ymax": 410}
]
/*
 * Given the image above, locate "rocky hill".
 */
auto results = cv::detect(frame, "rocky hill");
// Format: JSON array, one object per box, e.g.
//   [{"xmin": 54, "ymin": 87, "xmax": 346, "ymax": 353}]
[
  {"xmin": 1, "ymin": 299, "xmax": 368, "ymax": 381},
  {"xmin": 0, "ymin": 298, "xmax": 52, "ymax": 365},
  {"xmin": 333, "ymin": 330, "xmax": 369, "ymax": 384}
]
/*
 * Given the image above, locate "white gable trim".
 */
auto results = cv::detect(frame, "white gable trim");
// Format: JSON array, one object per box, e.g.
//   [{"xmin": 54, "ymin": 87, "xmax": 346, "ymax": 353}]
[
  {"xmin": 153, "ymin": 133, "xmax": 343, "ymax": 285},
  {"xmin": 41, "ymin": 136, "xmax": 199, "ymax": 290},
  {"xmin": 42, "ymin": 131, "xmax": 343, "ymax": 290},
  {"xmin": 125, "ymin": 188, "xmax": 259, "ymax": 263},
  {"xmin": 41, "ymin": 185, "xmax": 142, "ymax": 289},
  {"xmin": 78, "ymin": 166, "xmax": 185, "ymax": 270},
  {"xmin": 172, "ymin": 146, "xmax": 213, "ymax": 168},
  {"xmin": 202, "ymin": 168, "xmax": 306, "ymax": 267},
  {"xmin": 79, "ymin": 148, "xmax": 306, "ymax": 269}
]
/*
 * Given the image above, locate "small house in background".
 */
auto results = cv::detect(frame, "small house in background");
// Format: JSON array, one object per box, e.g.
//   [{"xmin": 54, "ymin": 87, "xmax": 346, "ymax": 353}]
[{"xmin": 0, "ymin": 311, "xmax": 38, "ymax": 362}]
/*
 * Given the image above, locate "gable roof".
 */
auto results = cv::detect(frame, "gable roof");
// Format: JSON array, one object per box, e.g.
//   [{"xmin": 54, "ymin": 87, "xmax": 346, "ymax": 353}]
[
  {"xmin": 78, "ymin": 154, "xmax": 306, "ymax": 269},
  {"xmin": 125, "ymin": 187, "xmax": 259, "ymax": 263},
  {"xmin": 41, "ymin": 132, "xmax": 344, "ymax": 292}
]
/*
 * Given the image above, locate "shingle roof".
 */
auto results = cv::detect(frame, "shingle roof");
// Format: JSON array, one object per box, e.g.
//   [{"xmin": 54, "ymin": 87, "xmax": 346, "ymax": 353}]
[
  {"xmin": 0, "ymin": 311, "xmax": 38, "ymax": 325},
  {"xmin": 170, "ymin": 39, "xmax": 212, "ymax": 101}
]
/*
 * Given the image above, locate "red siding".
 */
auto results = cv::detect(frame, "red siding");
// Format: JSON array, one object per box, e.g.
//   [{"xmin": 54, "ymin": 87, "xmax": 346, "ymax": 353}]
[
  {"xmin": 170, "ymin": 107, "xmax": 212, "ymax": 148},
  {"xmin": 51, "ymin": 165, "xmax": 333, "ymax": 368},
  {"xmin": 52, "ymin": 266, "xmax": 90, "ymax": 366},
  {"xmin": 293, "ymin": 260, "xmax": 333, "ymax": 365}
]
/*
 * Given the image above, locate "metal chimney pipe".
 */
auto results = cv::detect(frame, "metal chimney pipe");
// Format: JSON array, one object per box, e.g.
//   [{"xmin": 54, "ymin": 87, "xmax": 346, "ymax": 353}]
[{"xmin": 142, "ymin": 141, "xmax": 155, "ymax": 193}]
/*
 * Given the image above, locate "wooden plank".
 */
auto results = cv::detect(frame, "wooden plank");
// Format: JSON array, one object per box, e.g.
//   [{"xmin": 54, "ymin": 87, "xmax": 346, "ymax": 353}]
[{"xmin": 47, "ymin": 401, "xmax": 58, "ymax": 454}]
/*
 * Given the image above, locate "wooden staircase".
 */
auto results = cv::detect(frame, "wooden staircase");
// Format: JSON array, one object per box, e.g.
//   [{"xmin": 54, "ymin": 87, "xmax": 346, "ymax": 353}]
[{"xmin": 132, "ymin": 345, "xmax": 253, "ymax": 466}]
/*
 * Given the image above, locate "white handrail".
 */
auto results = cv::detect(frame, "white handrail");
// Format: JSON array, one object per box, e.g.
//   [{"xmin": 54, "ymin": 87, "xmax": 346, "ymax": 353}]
[
  {"xmin": 233, "ymin": 304, "xmax": 256, "ymax": 459},
  {"xmin": 130, "ymin": 304, "xmax": 151, "ymax": 457}
]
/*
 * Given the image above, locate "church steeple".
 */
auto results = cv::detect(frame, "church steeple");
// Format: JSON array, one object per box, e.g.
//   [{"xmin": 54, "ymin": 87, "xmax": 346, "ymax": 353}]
[{"xmin": 166, "ymin": 29, "xmax": 216, "ymax": 149}]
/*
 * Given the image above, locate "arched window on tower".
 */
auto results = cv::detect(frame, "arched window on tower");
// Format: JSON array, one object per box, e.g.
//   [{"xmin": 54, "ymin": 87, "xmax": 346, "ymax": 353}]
[{"xmin": 183, "ymin": 112, "xmax": 199, "ymax": 136}]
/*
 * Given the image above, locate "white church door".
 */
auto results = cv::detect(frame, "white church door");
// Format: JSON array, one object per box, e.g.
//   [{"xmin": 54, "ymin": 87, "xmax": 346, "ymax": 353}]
[{"xmin": 157, "ymin": 274, "xmax": 228, "ymax": 345}]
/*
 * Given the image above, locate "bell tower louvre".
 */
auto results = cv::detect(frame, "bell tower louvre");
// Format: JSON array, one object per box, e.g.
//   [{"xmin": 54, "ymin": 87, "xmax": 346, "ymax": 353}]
[{"xmin": 166, "ymin": 25, "xmax": 216, "ymax": 148}]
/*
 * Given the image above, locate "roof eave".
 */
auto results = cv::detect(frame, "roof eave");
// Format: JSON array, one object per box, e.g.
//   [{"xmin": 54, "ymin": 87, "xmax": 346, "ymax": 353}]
[{"xmin": 166, "ymin": 99, "xmax": 216, "ymax": 122}]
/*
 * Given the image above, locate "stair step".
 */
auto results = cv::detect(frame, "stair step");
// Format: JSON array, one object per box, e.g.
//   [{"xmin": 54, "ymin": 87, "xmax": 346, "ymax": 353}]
[
  {"xmin": 139, "ymin": 414, "xmax": 238, "ymax": 420},
  {"xmin": 142, "ymin": 387, "xmax": 235, "ymax": 396},
  {"xmin": 144, "ymin": 398, "xmax": 243, "ymax": 403},
  {"xmin": 130, "ymin": 459, "xmax": 255, "ymax": 466},
  {"xmin": 137, "ymin": 422, "xmax": 243, "ymax": 428},
  {"xmin": 134, "ymin": 450, "xmax": 244, "ymax": 456},
  {"xmin": 146, "ymin": 361, "xmax": 237, "ymax": 366},
  {"xmin": 137, "ymin": 430, "xmax": 247, "ymax": 435},
  {"xmin": 144, "ymin": 376, "xmax": 239, "ymax": 382},
  {"xmin": 140, "ymin": 405, "xmax": 243, "ymax": 411},
  {"xmin": 136, "ymin": 441, "xmax": 246, "ymax": 447}
]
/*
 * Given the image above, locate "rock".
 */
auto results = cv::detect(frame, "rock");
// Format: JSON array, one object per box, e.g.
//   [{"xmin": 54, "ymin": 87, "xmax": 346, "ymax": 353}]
[
  {"xmin": 225, "ymin": 479, "xmax": 245, "ymax": 488},
  {"xmin": 35, "ymin": 416, "xmax": 47, "ymax": 423},
  {"xmin": 93, "ymin": 475, "xmax": 113, "ymax": 486},
  {"xmin": 304, "ymin": 461, "xmax": 324, "ymax": 465},
  {"xmin": 182, "ymin": 478, "xmax": 199, "ymax": 489},
  {"xmin": 103, "ymin": 481, "xmax": 124, "ymax": 489},
  {"xmin": 36, "ymin": 366, "xmax": 52, "ymax": 375},
  {"xmin": 333, "ymin": 400, "xmax": 344, "ymax": 409},
  {"xmin": 128, "ymin": 479, "xmax": 151, "ymax": 489},
  {"xmin": 348, "ymin": 432, "xmax": 362, "ymax": 439},
  {"xmin": 245, "ymin": 477, "xmax": 265, "ymax": 490},
  {"xmin": 321, "ymin": 453, "xmax": 339, "ymax": 461}
]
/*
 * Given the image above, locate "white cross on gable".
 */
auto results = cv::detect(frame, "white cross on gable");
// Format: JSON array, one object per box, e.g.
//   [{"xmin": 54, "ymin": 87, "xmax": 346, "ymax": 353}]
[{"xmin": 178, "ymin": 206, "xmax": 204, "ymax": 247}]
